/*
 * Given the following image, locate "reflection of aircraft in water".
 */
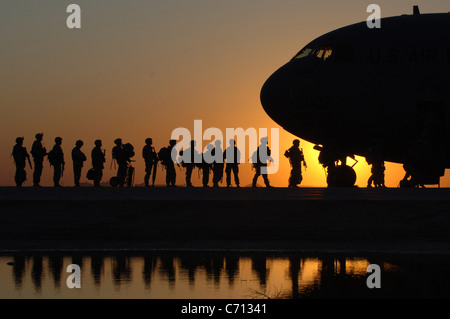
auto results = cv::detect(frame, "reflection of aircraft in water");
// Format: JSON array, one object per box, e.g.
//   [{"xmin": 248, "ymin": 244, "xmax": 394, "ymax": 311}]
[{"xmin": 260, "ymin": 7, "xmax": 450, "ymax": 187}]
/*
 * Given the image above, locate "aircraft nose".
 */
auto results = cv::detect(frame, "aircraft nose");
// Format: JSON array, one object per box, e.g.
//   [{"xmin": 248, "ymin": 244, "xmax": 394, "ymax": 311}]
[{"xmin": 260, "ymin": 63, "xmax": 295, "ymax": 124}]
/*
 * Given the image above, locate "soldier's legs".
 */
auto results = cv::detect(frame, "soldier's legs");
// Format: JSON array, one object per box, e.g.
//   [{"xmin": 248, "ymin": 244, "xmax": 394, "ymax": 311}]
[
  {"xmin": 53, "ymin": 166, "xmax": 62, "ymax": 186},
  {"xmin": 233, "ymin": 165, "xmax": 239, "ymax": 186},
  {"xmin": 144, "ymin": 163, "xmax": 153, "ymax": 186},
  {"xmin": 33, "ymin": 161, "xmax": 43, "ymax": 186},
  {"xmin": 213, "ymin": 165, "xmax": 223, "ymax": 187},
  {"xmin": 185, "ymin": 166, "xmax": 193, "ymax": 186},
  {"xmin": 225, "ymin": 165, "xmax": 232, "ymax": 186},
  {"xmin": 170, "ymin": 166, "xmax": 176, "ymax": 186},
  {"xmin": 94, "ymin": 168, "xmax": 103, "ymax": 186},
  {"xmin": 117, "ymin": 165, "xmax": 127, "ymax": 186},
  {"xmin": 15, "ymin": 167, "xmax": 25, "ymax": 187},
  {"xmin": 289, "ymin": 166, "xmax": 302, "ymax": 187},
  {"xmin": 74, "ymin": 166, "xmax": 82, "ymax": 186},
  {"xmin": 262, "ymin": 173, "xmax": 270, "ymax": 187},
  {"xmin": 202, "ymin": 166, "xmax": 209, "ymax": 186},
  {"xmin": 252, "ymin": 167, "xmax": 261, "ymax": 187},
  {"xmin": 166, "ymin": 164, "xmax": 176, "ymax": 186}
]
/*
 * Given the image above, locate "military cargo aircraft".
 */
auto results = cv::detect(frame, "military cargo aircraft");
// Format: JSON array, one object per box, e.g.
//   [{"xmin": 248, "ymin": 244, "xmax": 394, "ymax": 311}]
[{"xmin": 260, "ymin": 7, "xmax": 450, "ymax": 187}]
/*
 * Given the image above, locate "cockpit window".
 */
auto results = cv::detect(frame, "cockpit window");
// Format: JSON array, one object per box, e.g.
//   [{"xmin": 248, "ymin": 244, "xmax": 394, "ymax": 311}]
[
  {"xmin": 293, "ymin": 43, "xmax": 353, "ymax": 62},
  {"xmin": 294, "ymin": 46, "xmax": 333, "ymax": 61},
  {"xmin": 294, "ymin": 48, "xmax": 314, "ymax": 59},
  {"xmin": 315, "ymin": 47, "xmax": 333, "ymax": 60}
]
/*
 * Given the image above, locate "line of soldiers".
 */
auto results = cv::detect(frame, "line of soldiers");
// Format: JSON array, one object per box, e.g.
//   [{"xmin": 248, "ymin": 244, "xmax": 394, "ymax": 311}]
[
  {"xmin": 11, "ymin": 134, "xmax": 307, "ymax": 188},
  {"xmin": 11, "ymin": 134, "xmax": 106, "ymax": 187}
]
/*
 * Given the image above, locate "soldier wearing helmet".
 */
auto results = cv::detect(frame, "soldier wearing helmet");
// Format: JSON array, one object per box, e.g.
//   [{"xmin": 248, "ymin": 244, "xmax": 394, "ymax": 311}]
[
  {"xmin": 31, "ymin": 133, "xmax": 47, "ymax": 187},
  {"xmin": 49, "ymin": 137, "xmax": 65, "ymax": 187},
  {"xmin": 142, "ymin": 138, "xmax": 158, "ymax": 187},
  {"xmin": 72, "ymin": 140, "xmax": 87, "ymax": 187},
  {"xmin": 12, "ymin": 137, "xmax": 31, "ymax": 187}
]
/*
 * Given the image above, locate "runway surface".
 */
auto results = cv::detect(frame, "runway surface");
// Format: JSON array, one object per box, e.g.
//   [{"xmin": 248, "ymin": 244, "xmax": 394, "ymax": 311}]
[
  {"xmin": 1, "ymin": 185, "xmax": 449, "ymax": 201},
  {"xmin": 0, "ymin": 186, "xmax": 450, "ymax": 253}
]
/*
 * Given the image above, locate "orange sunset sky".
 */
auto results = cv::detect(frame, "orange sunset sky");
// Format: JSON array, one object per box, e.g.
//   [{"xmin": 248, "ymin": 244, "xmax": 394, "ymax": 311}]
[{"xmin": 1, "ymin": 0, "xmax": 449, "ymax": 188}]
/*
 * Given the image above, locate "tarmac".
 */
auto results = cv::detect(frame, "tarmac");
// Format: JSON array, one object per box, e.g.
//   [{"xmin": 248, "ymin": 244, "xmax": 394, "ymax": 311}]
[{"xmin": 1, "ymin": 186, "xmax": 450, "ymax": 253}]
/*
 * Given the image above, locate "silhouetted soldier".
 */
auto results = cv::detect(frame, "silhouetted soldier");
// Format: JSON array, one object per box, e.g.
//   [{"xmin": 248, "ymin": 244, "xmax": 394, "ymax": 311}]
[
  {"xmin": 12, "ymin": 137, "xmax": 31, "ymax": 187},
  {"xmin": 224, "ymin": 139, "xmax": 240, "ymax": 187},
  {"xmin": 142, "ymin": 138, "xmax": 158, "ymax": 187},
  {"xmin": 71, "ymin": 140, "xmax": 87, "ymax": 187},
  {"xmin": 316, "ymin": 142, "xmax": 341, "ymax": 187},
  {"xmin": 211, "ymin": 140, "xmax": 224, "ymax": 187},
  {"xmin": 91, "ymin": 140, "xmax": 106, "ymax": 187},
  {"xmin": 48, "ymin": 137, "xmax": 65, "ymax": 187},
  {"xmin": 180, "ymin": 140, "xmax": 200, "ymax": 187},
  {"xmin": 366, "ymin": 140, "xmax": 385, "ymax": 188},
  {"xmin": 401, "ymin": 139, "xmax": 429, "ymax": 188},
  {"xmin": 284, "ymin": 139, "xmax": 307, "ymax": 188},
  {"xmin": 252, "ymin": 137, "xmax": 272, "ymax": 187},
  {"xmin": 112, "ymin": 138, "xmax": 128, "ymax": 187},
  {"xmin": 30, "ymin": 133, "xmax": 46, "ymax": 187},
  {"xmin": 159, "ymin": 140, "xmax": 177, "ymax": 187},
  {"xmin": 201, "ymin": 144, "xmax": 214, "ymax": 187}
]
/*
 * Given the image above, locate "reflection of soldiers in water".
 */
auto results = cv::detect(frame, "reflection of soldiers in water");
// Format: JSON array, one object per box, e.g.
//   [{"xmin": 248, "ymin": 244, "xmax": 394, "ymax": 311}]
[
  {"xmin": 201, "ymin": 144, "xmax": 214, "ymax": 187},
  {"xmin": 142, "ymin": 138, "xmax": 158, "ymax": 187},
  {"xmin": 91, "ymin": 140, "xmax": 106, "ymax": 187},
  {"xmin": 212, "ymin": 140, "xmax": 224, "ymax": 187},
  {"xmin": 224, "ymin": 139, "xmax": 240, "ymax": 187},
  {"xmin": 284, "ymin": 139, "xmax": 307, "ymax": 188},
  {"xmin": 72, "ymin": 140, "xmax": 87, "ymax": 187},
  {"xmin": 159, "ymin": 140, "xmax": 177, "ymax": 187},
  {"xmin": 180, "ymin": 140, "xmax": 200, "ymax": 187},
  {"xmin": 31, "ymin": 133, "xmax": 46, "ymax": 187},
  {"xmin": 252, "ymin": 137, "xmax": 272, "ymax": 188},
  {"xmin": 366, "ymin": 140, "xmax": 385, "ymax": 188},
  {"xmin": 50, "ymin": 137, "xmax": 65, "ymax": 187},
  {"xmin": 12, "ymin": 137, "xmax": 31, "ymax": 187}
]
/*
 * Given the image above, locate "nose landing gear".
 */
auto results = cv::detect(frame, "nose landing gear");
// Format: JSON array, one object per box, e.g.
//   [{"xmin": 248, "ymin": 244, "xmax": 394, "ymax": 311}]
[
  {"xmin": 327, "ymin": 164, "xmax": 357, "ymax": 187},
  {"xmin": 315, "ymin": 144, "xmax": 358, "ymax": 187}
]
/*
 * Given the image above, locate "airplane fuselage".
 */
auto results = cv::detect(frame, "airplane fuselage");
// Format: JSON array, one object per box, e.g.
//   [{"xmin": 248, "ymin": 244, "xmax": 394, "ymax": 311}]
[{"xmin": 261, "ymin": 13, "xmax": 450, "ymax": 168}]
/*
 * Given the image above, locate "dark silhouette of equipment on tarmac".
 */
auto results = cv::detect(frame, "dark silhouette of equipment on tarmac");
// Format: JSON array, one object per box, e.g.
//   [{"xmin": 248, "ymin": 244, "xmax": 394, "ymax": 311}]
[
  {"xmin": 142, "ymin": 138, "xmax": 158, "ymax": 187},
  {"xmin": 224, "ymin": 139, "xmax": 240, "ymax": 187},
  {"xmin": 90, "ymin": 140, "xmax": 106, "ymax": 187},
  {"xmin": 12, "ymin": 137, "xmax": 31, "ymax": 187},
  {"xmin": 111, "ymin": 139, "xmax": 135, "ymax": 187},
  {"xmin": 48, "ymin": 137, "xmax": 65, "ymax": 187},
  {"xmin": 30, "ymin": 133, "xmax": 46, "ymax": 187},
  {"xmin": 284, "ymin": 139, "xmax": 307, "ymax": 188},
  {"xmin": 159, "ymin": 140, "xmax": 177, "ymax": 187},
  {"xmin": 315, "ymin": 142, "xmax": 356, "ymax": 188},
  {"xmin": 400, "ymin": 108, "xmax": 446, "ymax": 188},
  {"xmin": 72, "ymin": 140, "xmax": 87, "ymax": 187},
  {"xmin": 251, "ymin": 137, "xmax": 273, "ymax": 188}
]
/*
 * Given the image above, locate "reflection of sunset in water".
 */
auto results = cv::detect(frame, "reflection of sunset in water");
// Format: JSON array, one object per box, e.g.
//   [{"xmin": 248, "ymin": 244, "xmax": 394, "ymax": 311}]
[{"xmin": 1, "ymin": 253, "xmax": 450, "ymax": 299}]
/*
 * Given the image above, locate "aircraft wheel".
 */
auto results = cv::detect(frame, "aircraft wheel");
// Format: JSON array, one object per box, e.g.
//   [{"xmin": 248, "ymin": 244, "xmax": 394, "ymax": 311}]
[{"xmin": 327, "ymin": 165, "xmax": 356, "ymax": 187}]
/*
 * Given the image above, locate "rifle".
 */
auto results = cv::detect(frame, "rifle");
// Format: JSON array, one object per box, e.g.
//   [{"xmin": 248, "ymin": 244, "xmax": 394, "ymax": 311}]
[
  {"xmin": 62, "ymin": 162, "xmax": 65, "ymax": 177},
  {"xmin": 301, "ymin": 148, "xmax": 307, "ymax": 171},
  {"xmin": 27, "ymin": 156, "xmax": 33, "ymax": 170},
  {"xmin": 152, "ymin": 160, "xmax": 157, "ymax": 186}
]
